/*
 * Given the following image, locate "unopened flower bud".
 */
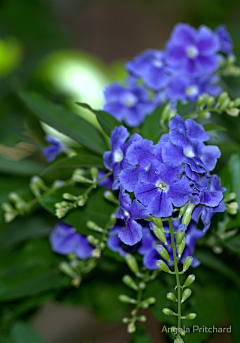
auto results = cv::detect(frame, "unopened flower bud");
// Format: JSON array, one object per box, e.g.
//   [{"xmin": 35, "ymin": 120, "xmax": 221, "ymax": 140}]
[
  {"xmin": 127, "ymin": 322, "xmax": 136, "ymax": 333},
  {"xmin": 174, "ymin": 337, "xmax": 184, "ymax": 343},
  {"xmin": 177, "ymin": 238, "xmax": 186, "ymax": 257},
  {"xmin": 139, "ymin": 282, "xmax": 146, "ymax": 289},
  {"xmin": 86, "ymin": 220, "xmax": 103, "ymax": 233},
  {"xmin": 103, "ymin": 191, "xmax": 118, "ymax": 204},
  {"xmin": 151, "ymin": 223, "xmax": 167, "ymax": 243},
  {"xmin": 227, "ymin": 108, "xmax": 239, "ymax": 117},
  {"xmin": 219, "ymin": 98, "xmax": 230, "ymax": 111},
  {"xmin": 62, "ymin": 193, "xmax": 77, "ymax": 200},
  {"xmin": 73, "ymin": 174, "xmax": 92, "ymax": 183},
  {"xmin": 77, "ymin": 195, "xmax": 88, "ymax": 206},
  {"xmin": 176, "ymin": 224, "xmax": 187, "ymax": 245},
  {"xmin": 125, "ymin": 254, "xmax": 139, "ymax": 274},
  {"xmin": 56, "ymin": 208, "xmax": 68, "ymax": 218},
  {"xmin": 185, "ymin": 313, "xmax": 197, "ymax": 320},
  {"xmin": 144, "ymin": 297, "xmax": 156, "ymax": 305},
  {"xmin": 184, "ymin": 274, "xmax": 195, "ymax": 287},
  {"xmin": 224, "ymin": 192, "xmax": 236, "ymax": 202},
  {"xmin": 233, "ymin": 98, "xmax": 240, "ymax": 107},
  {"xmin": 206, "ymin": 96, "xmax": 215, "ymax": 108},
  {"xmin": 182, "ymin": 203, "xmax": 195, "ymax": 228},
  {"xmin": 162, "ymin": 308, "xmax": 175, "ymax": 316},
  {"xmin": 167, "ymin": 292, "xmax": 176, "ymax": 302},
  {"xmin": 198, "ymin": 110, "xmax": 211, "ymax": 119},
  {"xmin": 181, "ymin": 288, "xmax": 192, "ymax": 303},
  {"xmin": 2, "ymin": 202, "xmax": 15, "ymax": 213},
  {"xmin": 218, "ymin": 91, "xmax": 229, "ymax": 105},
  {"xmin": 92, "ymin": 248, "xmax": 101, "ymax": 257},
  {"xmin": 179, "ymin": 328, "xmax": 186, "ymax": 336},
  {"xmin": 122, "ymin": 317, "xmax": 129, "ymax": 324},
  {"xmin": 122, "ymin": 275, "xmax": 138, "ymax": 290},
  {"xmin": 90, "ymin": 167, "xmax": 98, "ymax": 181},
  {"xmin": 183, "ymin": 256, "xmax": 193, "ymax": 272},
  {"xmin": 99, "ymin": 242, "xmax": 105, "ymax": 250},
  {"xmin": 226, "ymin": 202, "xmax": 238, "ymax": 215},
  {"xmin": 59, "ymin": 261, "xmax": 77, "ymax": 278},
  {"xmin": 138, "ymin": 315, "xmax": 147, "ymax": 322},
  {"xmin": 156, "ymin": 259, "xmax": 170, "ymax": 273},
  {"xmin": 118, "ymin": 295, "xmax": 137, "ymax": 304},
  {"xmin": 156, "ymin": 245, "xmax": 170, "ymax": 261},
  {"xmin": 152, "ymin": 217, "xmax": 163, "ymax": 229},
  {"xmin": 179, "ymin": 202, "xmax": 188, "ymax": 216},
  {"xmin": 87, "ymin": 235, "xmax": 99, "ymax": 246}
]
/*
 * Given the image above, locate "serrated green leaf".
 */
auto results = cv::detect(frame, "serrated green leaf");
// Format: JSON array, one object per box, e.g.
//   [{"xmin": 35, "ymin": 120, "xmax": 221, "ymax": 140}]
[
  {"xmin": 76, "ymin": 102, "xmax": 120, "ymax": 137},
  {"xmin": 41, "ymin": 150, "xmax": 104, "ymax": 176},
  {"xmin": 19, "ymin": 92, "xmax": 108, "ymax": 155},
  {"xmin": 141, "ymin": 105, "xmax": 165, "ymax": 143}
]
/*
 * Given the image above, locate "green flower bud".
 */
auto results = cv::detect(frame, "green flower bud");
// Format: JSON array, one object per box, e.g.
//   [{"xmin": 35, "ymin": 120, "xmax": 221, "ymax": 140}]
[
  {"xmin": 162, "ymin": 308, "xmax": 175, "ymax": 316},
  {"xmin": 182, "ymin": 203, "xmax": 195, "ymax": 228},
  {"xmin": 122, "ymin": 275, "xmax": 138, "ymax": 290},
  {"xmin": 174, "ymin": 337, "xmax": 184, "ymax": 343},
  {"xmin": 197, "ymin": 94, "xmax": 205, "ymax": 108},
  {"xmin": 109, "ymin": 213, "xmax": 117, "ymax": 226},
  {"xmin": 218, "ymin": 91, "xmax": 229, "ymax": 105},
  {"xmin": 152, "ymin": 217, "xmax": 163, "ymax": 229},
  {"xmin": 197, "ymin": 110, "xmax": 211, "ymax": 119},
  {"xmin": 224, "ymin": 192, "xmax": 236, "ymax": 202},
  {"xmin": 2, "ymin": 202, "xmax": 15, "ymax": 213},
  {"xmin": 181, "ymin": 288, "xmax": 192, "ymax": 303},
  {"xmin": 206, "ymin": 96, "xmax": 215, "ymax": 108},
  {"xmin": 77, "ymin": 195, "xmax": 88, "ymax": 206},
  {"xmin": 118, "ymin": 295, "xmax": 137, "ymax": 304},
  {"xmin": 156, "ymin": 259, "xmax": 170, "ymax": 273},
  {"xmin": 144, "ymin": 297, "xmax": 156, "ymax": 305},
  {"xmin": 176, "ymin": 224, "xmax": 187, "ymax": 245},
  {"xmin": 59, "ymin": 261, "xmax": 77, "ymax": 278},
  {"xmin": 86, "ymin": 220, "xmax": 103, "ymax": 233},
  {"xmin": 177, "ymin": 238, "xmax": 186, "ymax": 257},
  {"xmin": 87, "ymin": 235, "xmax": 99, "ymax": 246},
  {"xmin": 8, "ymin": 192, "xmax": 27, "ymax": 210},
  {"xmin": 125, "ymin": 253, "xmax": 139, "ymax": 274},
  {"xmin": 156, "ymin": 245, "xmax": 170, "ymax": 261},
  {"xmin": 152, "ymin": 224, "xmax": 167, "ymax": 243},
  {"xmin": 179, "ymin": 328, "xmax": 186, "ymax": 336},
  {"xmin": 233, "ymin": 98, "xmax": 240, "ymax": 107},
  {"xmin": 167, "ymin": 292, "xmax": 176, "ymax": 302},
  {"xmin": 62, "ymin": 193, "xmax": 77, "ymax": 201},
  {"xmin": 127, "ymin": 322, "xmax": 136, "ymax": 333},
  {"xmin": 122, "ymin": 317, "xmax": 129, "ymax": 324},
  {"xmin": 184, "ymin": 274, "xmax": 195, "ymax": 287},
  {"xmin": 139, "ymin": 282, "xmax": 146, "ymax": 289},
  {"xmin": 179, "ymin": 202, "xmax": 188, "ymax": 216},
  {"xmin": 183, "ymin": 256, "xmax": 193, "ymax": 272},
  {"xmin": 161, "ymin": 103, "xmax": 171, "ymax": 122},
  {"xmin": 90, "ymin": 167, "xmax": 98, "ymax": 181},
  {"xmin": 99, "ymin": 242, "xmax": 105, "ymax": 250},
  {"xmin": 219, "ymin": 98, "xmax": 230, "ymax": 111},
  {"xmin": 138, "ymin": 315, "xmax": 147, "ymax": 322},
  {"xmin": 56, "ymin": 207, "xmax": 68, "ymax": 218},
  {"xmin": 185, "ymin": 313, "xmax": 197, "ymax": 320},
  {"xmin": 227, "ymin": 108, "xmax": 239, "ymax": 117},
  {"xmin": 92, "ymin": 248, "xmax": 101, "ymax": 258},
  {"xmin": 103, "ymin": 191, "xmax": 118, "ymax": 204},
  {"xmin": 73, "ymin": 174, "xmax": 92, "ymax": 183},
  {"xmin": 141, "ymin": 302, "xmax": 149, "ymax": 309},
  {"xmin": 226, "ymin": 202, "xmax": 238, "ymax": 215}
]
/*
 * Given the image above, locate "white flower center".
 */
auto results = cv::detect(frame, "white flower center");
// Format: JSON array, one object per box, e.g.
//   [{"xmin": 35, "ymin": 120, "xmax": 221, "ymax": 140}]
[
  {"xmin": 183, "ymin": 146, "xmax": 195, "ymax": 158},
  {"xmin": 156, "ymin": 181, "xmax": 168, "ymax": 192},
  {"xmin": 185, "ymin": 85, "xmax": 199, "ymax": 97},
  {"xmin": 114, "ymin": 149, "xmax": 123, "ymax": 162},
  {"xmin": 123, "ymin": 93, "xmax": 137, "ymax": 107},
  {"xmin": 152, "ymin": 59, "xmax": 163, "ymax": 68},
  {"xmin": 123, "ymin": 210, "xmax": 130, "ymax": 218},
  {"xmin": 186, "ymin": 45, "xmax": 199, "ymax": 59}
]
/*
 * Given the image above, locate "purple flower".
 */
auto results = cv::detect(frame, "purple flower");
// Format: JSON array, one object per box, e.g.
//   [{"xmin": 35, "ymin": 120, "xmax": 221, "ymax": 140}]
[
  {"xmin": 126, "ymin": 49, "xmax": 170, "ymax": 90},
  {"xmin": 97, "ymin": 171, "xmax": 113, "ymax": 189},
  {"xmin": 116, "ymin": 189, "xmax": 150, "ymax": 245},
  {"xmin": 103, "ymin": 126, "xmax": 141, "ymax": 190},
  {"xmin": 166, "ymin": 24, "xmax": 220, "ymax": 77},
  {"xmin": 103, "ymin": 82, "xmax": 153, "ymax": 127},
  {"xmin": 215, "ymin": 25, "xmax": 233, "ymax": 56},
  {"xmin": 119, "ymin": 138, "xmax": 156, "ymax": 192},
  {"xmin": 49, "ymin": 222, "xmax": 94, "ymax": 259},
  {"xmin": 107, "ymin": 222, "xmax": 141, "ymax": 257},
  {"xmin": 43, "ymin": 136, "xmax": 64, "ymax": 162},
  {"xmin": 166, "ymin": 75, "xmax": 222, "ymax": 101},
  {"xmin": 134, "ymin": 160, "xmax": 190, "ymax": 218}
]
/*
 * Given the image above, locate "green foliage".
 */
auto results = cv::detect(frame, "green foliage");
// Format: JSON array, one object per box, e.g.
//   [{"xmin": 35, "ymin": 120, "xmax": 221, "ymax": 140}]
[
  {"xmin": 0, "ymin": 322, "xmax": 49, "ymax": 343},
  {"xmin": 19, "ymin": 92, "xmax": 108, "ymax": 155},
  {"xmin": 141, "ymin": 105, "xmax": 165, "ymax": 143}
]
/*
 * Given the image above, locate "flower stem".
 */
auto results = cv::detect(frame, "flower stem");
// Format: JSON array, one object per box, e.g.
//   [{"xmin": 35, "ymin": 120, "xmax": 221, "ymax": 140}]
[{"xmin": 168, "ymin": 218, "xmax": 182, "ymax": 340}]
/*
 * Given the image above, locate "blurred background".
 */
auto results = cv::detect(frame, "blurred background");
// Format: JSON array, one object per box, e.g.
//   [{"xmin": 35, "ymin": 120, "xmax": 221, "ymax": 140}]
[{"xmin": 1, "ymin": 0, "xmax": 240, "ymax": 342}]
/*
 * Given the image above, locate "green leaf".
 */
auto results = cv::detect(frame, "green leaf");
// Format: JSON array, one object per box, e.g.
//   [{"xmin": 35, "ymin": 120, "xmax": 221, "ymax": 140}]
[
  {"xmin": 141, "ymin": 105, "xmax": 165, "ymax": 143},
  {"xmin": 203, "ymin": 123, "xmax": 227, "ymax": 132},
  {"xmin": 177, "ymin": 101, "xmax": 196, "ymax": 117},
  {"xmin": 19, "ymin": 92, "xmax": 108, "ymax": 155},
  {"xmin": 0, "ymin": 239, "xmax": 69, "ymax": 302},
  {"xmin": 9, "ymin": 322, "xmax": 49, "ymax": 343},
  {"xmin": 76, "ymin": 102, "xmax": 120, "ymax": 137},
  {"xmin": 41, "ymin": 150, "xmax": 104, "ymax": 176},
  {"xmin": 223, "ymin": 234, "xmax": 240, "ymax": 253},
  {"xmin": 1, "ymin": 214, "xmax": 55, "ymax": 249},
  {"xmin": 39, "ymin": 185, "xmax": 116, "ymax": 236},
  {"xmin": 0, "ymin": 157, "xmax": 44, "ymax": 176},
  {"xmin": 220, "ymin": 153, "xmax": 240, "ymax": 204},
  {"xmin": 129, "ymin": 326, "xmax": 154, "ymax": 343},
  {"xmin": 195, "ymin": 250, "xmax": 240, "ymax": 287},
  {"xmin": 227, "ymin": 288, "xmax": 240, "ymax": 343}
]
